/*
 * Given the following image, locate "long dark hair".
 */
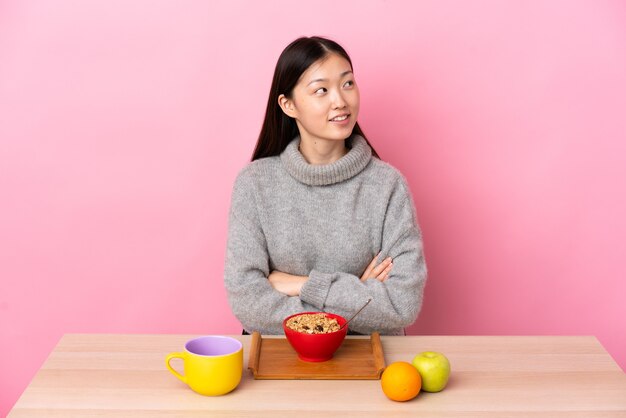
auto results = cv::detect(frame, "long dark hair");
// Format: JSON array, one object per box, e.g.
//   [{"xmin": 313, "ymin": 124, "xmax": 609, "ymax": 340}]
[{"xmin": 252, "ymin": 36, "xmax": 379, "ymax": 161}]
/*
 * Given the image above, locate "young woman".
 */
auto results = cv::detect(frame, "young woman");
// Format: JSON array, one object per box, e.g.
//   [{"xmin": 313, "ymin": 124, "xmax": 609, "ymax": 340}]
[{"xmin": 224, "ymin": 36, "xmax": 427, "ymax": 335}]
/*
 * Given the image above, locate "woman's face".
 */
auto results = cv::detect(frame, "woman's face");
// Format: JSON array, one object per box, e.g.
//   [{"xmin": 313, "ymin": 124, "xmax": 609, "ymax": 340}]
[{"xmin": 279, "ymin": 53, "xmax": 360, "ymax": 144}]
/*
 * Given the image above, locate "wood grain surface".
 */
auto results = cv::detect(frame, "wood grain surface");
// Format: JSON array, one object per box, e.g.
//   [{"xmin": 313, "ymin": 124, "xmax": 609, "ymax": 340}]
[
  {"xmin": 8, "ymin": 334, "xmax": 626, "ymax": 417},
  {"xmin": 248, "ymin": 332, "xmax": 385, "ymax": 379}
]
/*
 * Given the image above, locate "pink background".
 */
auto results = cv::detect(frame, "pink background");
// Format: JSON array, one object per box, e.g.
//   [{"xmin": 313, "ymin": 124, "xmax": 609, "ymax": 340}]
[{"xmin": 1, "ymin": 0, "xmax": 625, "ymax": 414}]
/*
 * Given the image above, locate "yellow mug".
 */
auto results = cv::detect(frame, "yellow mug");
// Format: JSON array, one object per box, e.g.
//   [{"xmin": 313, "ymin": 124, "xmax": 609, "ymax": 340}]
[{"xmin": 166, "ymin": 335, "xmax": 243, "ymax": 396}]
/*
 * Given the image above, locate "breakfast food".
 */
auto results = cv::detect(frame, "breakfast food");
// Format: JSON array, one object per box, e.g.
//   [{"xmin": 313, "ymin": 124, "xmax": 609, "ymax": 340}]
[
  {"xmin": 381, "ymin": 361, "xmax": 422, "ymax": 401},
  {"xmin": 285, "ymin": 313, "xmax": 340, "ymax": 334}
]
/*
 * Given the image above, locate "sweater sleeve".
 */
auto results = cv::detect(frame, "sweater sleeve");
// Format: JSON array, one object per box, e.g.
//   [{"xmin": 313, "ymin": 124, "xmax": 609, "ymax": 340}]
[
  {"xmin": 224, "ymin": 169, "xmax": 314, "ymax": 334},
  {"xmin": 299, "ymin": 174, "xmax": 427, "ymax": 334}
]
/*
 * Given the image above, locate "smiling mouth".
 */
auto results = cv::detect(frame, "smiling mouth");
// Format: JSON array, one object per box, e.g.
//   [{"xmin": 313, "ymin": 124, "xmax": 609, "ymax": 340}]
[{"xmin": 330, "ymin": 114, "xmax": 350, "ymax": 122}]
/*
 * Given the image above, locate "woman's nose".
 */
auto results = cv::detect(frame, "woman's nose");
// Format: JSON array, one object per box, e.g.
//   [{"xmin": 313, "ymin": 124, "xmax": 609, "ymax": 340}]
[{"xmin": 331, "ymin": 90, "xmax": 347, "ymax": 109}]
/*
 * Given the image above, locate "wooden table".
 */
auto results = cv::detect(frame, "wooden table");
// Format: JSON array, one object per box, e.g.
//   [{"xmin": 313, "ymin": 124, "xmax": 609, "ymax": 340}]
[{"xmin": 8, "ymin": 334, "xmax": 626, "ymax": 417}]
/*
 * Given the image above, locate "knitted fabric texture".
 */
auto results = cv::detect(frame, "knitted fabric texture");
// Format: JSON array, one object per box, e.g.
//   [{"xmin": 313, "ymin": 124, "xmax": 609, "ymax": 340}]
[{"xmin": 224, "ymin": 135, "xmax": 427, "ymax": 335}]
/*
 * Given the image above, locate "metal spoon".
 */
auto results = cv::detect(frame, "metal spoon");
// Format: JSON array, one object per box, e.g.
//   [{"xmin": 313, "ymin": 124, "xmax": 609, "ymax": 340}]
[{"xmin": 339, "ymin": 298, "xmax": 372, "ymax": 331}]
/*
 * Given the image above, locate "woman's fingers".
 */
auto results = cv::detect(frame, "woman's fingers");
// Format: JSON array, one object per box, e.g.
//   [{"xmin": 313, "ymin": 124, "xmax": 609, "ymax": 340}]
[
  {"xmin": 360, "ymin": 252, "xmax": 381, "ymax": 281},
  {"xmin": 376, "ymin": 260, "xmax": 393, "ymax": 281},
  {"xmin": 370, "ymin": 257, "xmax": 393, "ymax": 280},
  {"xmin": 376, "ymin": 261, "xmax": 393, "ymax": 281},
  {"xmin": 268, "ymin": 271, "xmax": 308, "ymax": 296},
  {"xmin": 360, "ymin": 253, "xmax": 393, "ymax": 282}
]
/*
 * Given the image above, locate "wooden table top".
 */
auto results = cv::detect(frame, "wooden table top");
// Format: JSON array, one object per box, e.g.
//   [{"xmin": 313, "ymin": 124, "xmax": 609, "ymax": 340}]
[{"xmin": 8, "ymin": 334, "xmax": 626, "ymax": 417}]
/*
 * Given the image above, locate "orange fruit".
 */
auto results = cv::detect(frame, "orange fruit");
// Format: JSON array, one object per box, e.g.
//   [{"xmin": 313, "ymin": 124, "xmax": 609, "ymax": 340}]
[{"xmin": 381, "ymin": 361, "xmax": 422, "ymax": 402}]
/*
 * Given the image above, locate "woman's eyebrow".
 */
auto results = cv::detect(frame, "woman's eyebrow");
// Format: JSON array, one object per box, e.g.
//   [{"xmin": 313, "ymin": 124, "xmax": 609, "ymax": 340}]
[{"xmin": 307, "ymin": 70, "xmax": 353, "ymax": 86}]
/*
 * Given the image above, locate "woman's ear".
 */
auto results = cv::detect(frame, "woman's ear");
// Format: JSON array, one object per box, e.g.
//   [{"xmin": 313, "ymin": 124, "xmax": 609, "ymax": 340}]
[{"xmin": 278, "ymin": 94, "xmax": 297, "ymax": 118}]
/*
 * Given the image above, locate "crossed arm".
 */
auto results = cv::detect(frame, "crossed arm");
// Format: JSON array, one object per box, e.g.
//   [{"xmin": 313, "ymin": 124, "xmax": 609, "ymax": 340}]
[{"xmin": 268, "ymin": 253, "xmax": 393, "ymax": 296}]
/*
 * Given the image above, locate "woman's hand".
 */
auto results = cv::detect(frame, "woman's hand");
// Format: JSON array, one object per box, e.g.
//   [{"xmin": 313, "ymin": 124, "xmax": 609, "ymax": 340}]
[
  {"xmin": 360, "ymin": 253, "xmax": 393, "ymax": 282},
  {"xmin": 268, "ymin": 271, "xmax": 308, "ymax": 296}
]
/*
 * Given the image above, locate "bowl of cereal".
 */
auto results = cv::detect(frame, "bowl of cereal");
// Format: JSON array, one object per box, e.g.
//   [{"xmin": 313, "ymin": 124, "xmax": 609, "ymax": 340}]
[{"xmin": 283, "ymin": 312, "xmax": 348, "ymax": 362}]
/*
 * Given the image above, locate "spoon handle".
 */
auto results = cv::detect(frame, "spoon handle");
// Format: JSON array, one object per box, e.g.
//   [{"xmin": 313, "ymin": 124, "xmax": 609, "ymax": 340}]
[{"xmin": 340, "ymin": 298, "xmax": 372, "ymax": 330}]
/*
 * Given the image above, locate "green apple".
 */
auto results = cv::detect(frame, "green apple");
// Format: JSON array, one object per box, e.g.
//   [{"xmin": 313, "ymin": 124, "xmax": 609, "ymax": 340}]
[{"xmin": 411, "ymin": 351, "xmax": 450, "ymax": 392}]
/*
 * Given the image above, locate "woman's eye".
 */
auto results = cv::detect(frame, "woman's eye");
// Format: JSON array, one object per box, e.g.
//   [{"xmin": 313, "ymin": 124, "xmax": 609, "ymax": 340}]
[
  {"xmin": 315, "ymin": 87, "xmax": 327, "ymax": 94},
  {"xmin": 344, "ymin": 80, "xmax": 354, "ymax": 88}
]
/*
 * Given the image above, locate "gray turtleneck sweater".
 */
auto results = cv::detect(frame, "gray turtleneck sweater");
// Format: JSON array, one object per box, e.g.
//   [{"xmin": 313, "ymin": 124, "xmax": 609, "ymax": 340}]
[{"xmin": 224, "ymin": 135, "xmax": 427, "ymax": 335}]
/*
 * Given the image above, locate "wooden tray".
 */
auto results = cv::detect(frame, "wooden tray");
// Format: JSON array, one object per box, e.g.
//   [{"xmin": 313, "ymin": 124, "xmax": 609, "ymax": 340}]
[{"xmin": 248, "ymin": 331, "xmax": 385, "ymax": 380}]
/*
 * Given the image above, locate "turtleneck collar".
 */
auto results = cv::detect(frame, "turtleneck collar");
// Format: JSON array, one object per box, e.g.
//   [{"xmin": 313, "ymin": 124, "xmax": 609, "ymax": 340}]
[{"xmin": 280, "ymin": 135, "xmax": 372, "ymax": 186}]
